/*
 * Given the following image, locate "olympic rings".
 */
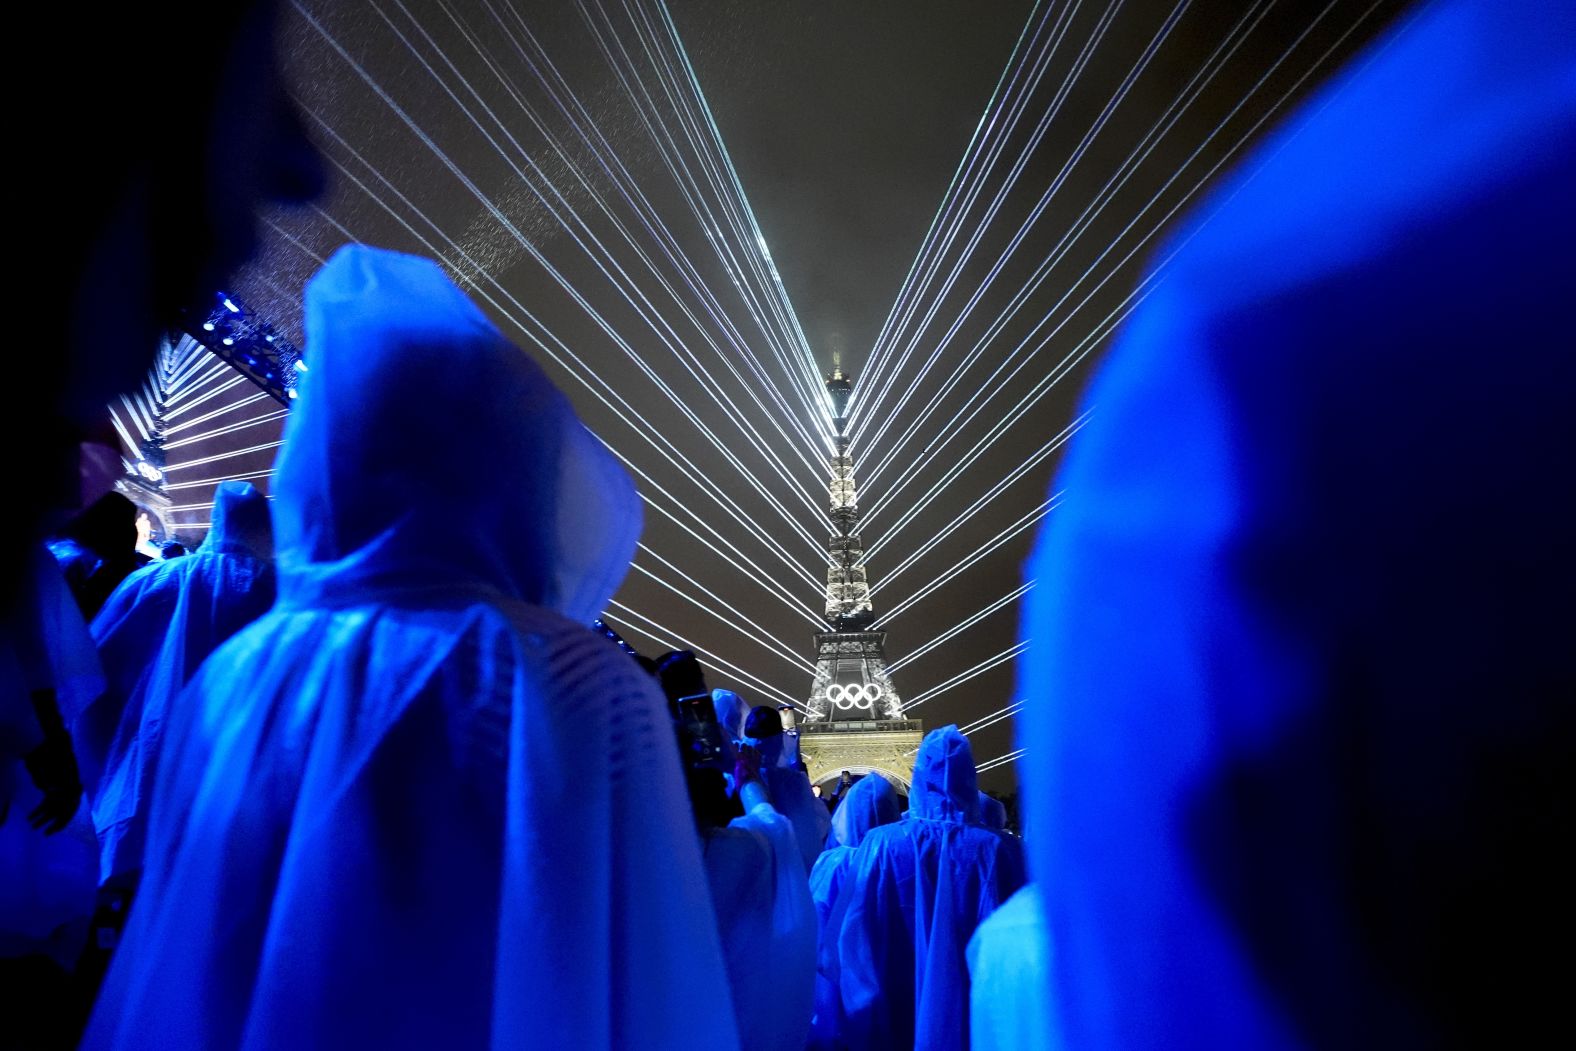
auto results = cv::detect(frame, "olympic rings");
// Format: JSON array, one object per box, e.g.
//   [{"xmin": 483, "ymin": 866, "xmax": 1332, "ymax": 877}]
[{"xmin": 825, "ymin": 682, "xmax": 884, "ymax": 710}]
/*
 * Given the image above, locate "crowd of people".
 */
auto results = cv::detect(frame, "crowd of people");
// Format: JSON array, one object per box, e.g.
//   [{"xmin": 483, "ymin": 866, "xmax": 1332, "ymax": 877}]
[
  {"xmin": 2, "ymin": 0, "xmax": 1571, "ymax": 1048},
  {"xmin": 5, "ymin": 243, "xmax": 1030, "ymax": 1050}
]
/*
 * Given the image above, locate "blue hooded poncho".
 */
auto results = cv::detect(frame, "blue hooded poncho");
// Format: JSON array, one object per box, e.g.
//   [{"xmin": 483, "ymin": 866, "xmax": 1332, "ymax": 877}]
[
  {"xmin": 85, "ymin": 246, "xmax": 740, "ymax": 1051},
  {"xmin": 82, "ymin": 479, "xmax": 275, "ymax": 882},
  {"xmin": 832, "ymin": 726, "xmax": 1026, "ymax": 1050},
  {"xmin": 808, "ymin": 773, "xmax": 900, "ymax": 1049}
]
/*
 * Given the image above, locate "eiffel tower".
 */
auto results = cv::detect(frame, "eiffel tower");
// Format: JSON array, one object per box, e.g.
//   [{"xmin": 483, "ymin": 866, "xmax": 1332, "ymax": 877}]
[{"xmin": 798, "ymin": 357, "xmax": 923, "ymax": 792}]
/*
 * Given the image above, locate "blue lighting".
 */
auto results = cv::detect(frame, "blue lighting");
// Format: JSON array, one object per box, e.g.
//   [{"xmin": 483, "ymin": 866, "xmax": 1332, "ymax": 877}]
[
  {"xmin": 202, "ymin": 321, "xmax": 216, "ymax": 332},
  {"xmin": 221, "ymin": 337, "xmax": 234, "ymax": 346},
  {"xmin": 222, "ymin": 297, "xmax": 240, "ymax": 313}
]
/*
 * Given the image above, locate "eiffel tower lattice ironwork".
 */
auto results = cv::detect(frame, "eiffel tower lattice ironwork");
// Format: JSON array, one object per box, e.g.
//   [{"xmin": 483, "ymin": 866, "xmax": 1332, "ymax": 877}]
[{"xmin": 805, "ymin": 358, "xmax": 905, "ymax": 723}]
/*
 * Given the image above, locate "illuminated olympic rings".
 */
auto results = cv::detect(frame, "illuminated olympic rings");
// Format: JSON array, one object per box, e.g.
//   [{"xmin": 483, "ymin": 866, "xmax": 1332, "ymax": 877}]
[{"xmin": 825, "ymin": 683, "xmax": 884, "ymax": 710}]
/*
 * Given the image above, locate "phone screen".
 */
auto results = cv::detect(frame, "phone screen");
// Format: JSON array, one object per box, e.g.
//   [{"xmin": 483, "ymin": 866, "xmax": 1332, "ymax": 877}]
[
  {"xmin": 679, "ymin": 698, "xmax": 727, "ymax": 768},
  {"xmin": 680, "ymin": 697, "xmax": 715, "ymax": 732}
]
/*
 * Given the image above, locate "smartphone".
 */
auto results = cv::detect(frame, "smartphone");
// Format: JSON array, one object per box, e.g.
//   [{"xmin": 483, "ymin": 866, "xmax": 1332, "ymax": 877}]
[{"xmin": 677, "ymin": 695, "xmax": 728, "ymax": 769}]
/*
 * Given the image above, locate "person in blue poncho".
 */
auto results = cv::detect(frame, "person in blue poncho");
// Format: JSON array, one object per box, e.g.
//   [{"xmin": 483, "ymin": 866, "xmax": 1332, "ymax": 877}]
[
  {"xmin": 83, "ymin": 246, "xmax": 739, "ymax": 1051},
  {"xmin": 1018, "ymin": 0, "xmax": 1574, "ymax": 1046},
  {"xmin": 79, "ymin": 480, "xmax": 276, "ymax": 891},
  {"xmin": 743, "ymin": 704, "xmax": 831, "ymax": 873},
  {"xmin": 808, "ymin": 772, "xmax": 899, "ymax": 1050},
  {"xmin": 967, "ymin": 883, "xmax": 1050, "ymax": 1051},
  {"xmin": 832, "ymin": 726, "xmax": 1026, "ymax": 1050},
  {"xmin": 812, "ymin": 774, "xmax": 901, "ymax": 937},
  {"xmin": 68, "ymin": 479, "xmax": 276, "ymax": 1000},
  {"xmin": 695, "ymin": 740, "xmax": 818, "ymax": 1051}
]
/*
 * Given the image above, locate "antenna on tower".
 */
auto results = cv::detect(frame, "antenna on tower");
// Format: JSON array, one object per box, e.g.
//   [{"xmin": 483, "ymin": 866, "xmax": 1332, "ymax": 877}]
[{"xmin": 826, "ymin": 355, "xmax": 853, "ymax": 421}]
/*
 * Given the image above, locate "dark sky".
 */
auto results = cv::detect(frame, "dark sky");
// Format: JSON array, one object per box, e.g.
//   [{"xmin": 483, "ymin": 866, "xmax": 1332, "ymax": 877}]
[{"xmin": 164, "ymin": 0, "xmax": 1412, "ymax": 791}]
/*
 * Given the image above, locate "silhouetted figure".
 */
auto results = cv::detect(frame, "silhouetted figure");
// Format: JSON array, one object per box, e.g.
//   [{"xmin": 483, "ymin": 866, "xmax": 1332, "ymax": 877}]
[
  {"xmin": 9, "ymin": 0, "xmax": 321, "ymax": 611},
  {"xmin": 0, "ymin": 549, "xmax": 102, "ymax": 1050},
  {"xmin": 48, "ymin": 493, "xmax": 143, "ymax": 621},
  {"xmin": 6, "ymin": 4, "xmax": 319, "ymax": 1044}
]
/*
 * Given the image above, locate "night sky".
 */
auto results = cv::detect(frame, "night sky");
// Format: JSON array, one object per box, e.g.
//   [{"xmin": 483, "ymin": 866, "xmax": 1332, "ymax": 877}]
[{"xmin": 161, "ymin": 0, "xmax": 1412, "ymax": 790}]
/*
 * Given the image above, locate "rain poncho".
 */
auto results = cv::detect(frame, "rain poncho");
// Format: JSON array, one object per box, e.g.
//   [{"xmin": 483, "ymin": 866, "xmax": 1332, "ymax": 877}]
[
  {"xmin": 1, "ymin": 547, "xmax": 102, "ymax": 963},
  {"xmin": 702, "ymin": 779, "xmax": 817, "ymax": 1051},
  {"xmin": 966, "ymin": 884, "xmax": 1050, "ymax": 1051},
  {"xmin": 80, "ymin": 480, "xmax": 275, "ymax": 882},
  {"xmin": 977, "ymin": 791, "xmax": 1006, "ymax": 832},
  {"xmin": 809, "ymin": 774, "xmax": 899, "ymax": 1049},
  {"xmin": 832, "ymin": 726, "xmax": 1026, "ymax": 1050},
  {"xmin": 748, "ymin": 723, "xmax": 830, "ymax": 874},
  {"xmin": 85, "ymin": 246, "xmax": 739, "ymax": 1051},
  {"xmin": 716, "ymin": 690, "xmax": 830, "ymax": 871},
  {"xmin": 713, "ymin": 687, "xmax": 750, "ymax": 746},
  {"xmin": 1018, "ymin": 2, "xmax": 1575, "ymax": 1047},
  {"xmin": 811, "ymin": 774, "xmax": 901, "ymax": 934}
]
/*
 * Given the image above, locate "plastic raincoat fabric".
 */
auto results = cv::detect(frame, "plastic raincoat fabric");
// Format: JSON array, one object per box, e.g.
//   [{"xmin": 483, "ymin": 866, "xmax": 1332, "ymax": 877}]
[
  {"xmin": 811, "ymin": 774, "xmax": 901, "ymax": 933},
  {"xmin": 702, "ymin": 781, "xmax": 817, "ymax": 1051},
  {"xmin": 808, "ymin": 774, "xmax": 899, "ymax": 1050},
  {"xmin": 0, "ymin": 547, "xmax": 102, "ymax": 963},
  {"xmin": 967, "ymin": 884, "xmax": 1051, "ymax": 1051},
  {"xmin": 977, "ymin": 791, "xmax": 1006, "ymax": 832},
  {"xmin": 832, "ymin": 726, "xmax": 1026, "ymax": 1050},
  {"xmin": 1018, "ymin": 3, "xmax": 1575, "ymax": 1047},
  {"xmin": 716, "ymin": 690, "xmax": 829, "ymax": 870},
  {"xmin": 713, "ymin": 688, "xmax": 750, "ymax": 746},
  {"xmin": 748, "ymin": 725, "xmax": 830, "ymax": 874},
  {"xmin": 84, "ymin": 246, "xmax": 739, "ymax": 1051},
  {"xmin": 80, "ymin": 480, "xmax": 276, "ymax": 882}
]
